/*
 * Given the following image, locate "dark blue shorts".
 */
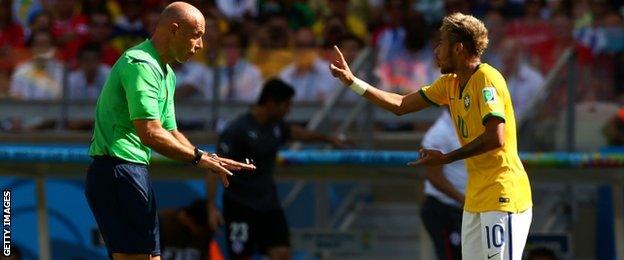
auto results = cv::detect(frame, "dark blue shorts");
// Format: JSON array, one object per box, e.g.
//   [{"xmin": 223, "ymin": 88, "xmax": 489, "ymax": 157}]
[{"xmin": 85, "ymin": 156, "xmax": 160, "ymax": 256}]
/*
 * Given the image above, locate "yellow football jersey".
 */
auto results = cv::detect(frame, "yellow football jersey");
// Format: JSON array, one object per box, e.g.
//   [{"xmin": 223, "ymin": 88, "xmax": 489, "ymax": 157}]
[{"xmin": 419, "ymin": 63, "xmax": 532, "ymax": 213}]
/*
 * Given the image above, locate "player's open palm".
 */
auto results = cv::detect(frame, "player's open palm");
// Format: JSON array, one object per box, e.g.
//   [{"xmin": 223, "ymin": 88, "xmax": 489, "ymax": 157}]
[
  {"xmin": 408, "ymin": 148, "xmax": 451, "ymax": 167},
  {"xmin": 329, "ymin": 45, "xmax": 355, "ymax": 86}
]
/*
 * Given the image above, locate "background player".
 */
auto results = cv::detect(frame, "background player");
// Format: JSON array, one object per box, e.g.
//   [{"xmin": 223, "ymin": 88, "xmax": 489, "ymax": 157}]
[
  {"xmin": 207, "ymin": 79, "xmax": 348, "ymax": 260},
  {"xmin": 85, "ymin": 2, "xmax": 254, "ymax": 260},
  {"xmin": 329, "ymin": 12, "xmax": 533, "ymax": 260}
]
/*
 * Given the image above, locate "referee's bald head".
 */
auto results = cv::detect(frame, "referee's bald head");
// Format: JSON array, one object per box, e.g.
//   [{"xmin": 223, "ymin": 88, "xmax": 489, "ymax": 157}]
[
  {"xmin": 158, "ymin": 1, "xmax": 204, "ymax": 29},
  {"xmin": 152, "ymin": 1, "xmax": 205, "ymax": 63}
]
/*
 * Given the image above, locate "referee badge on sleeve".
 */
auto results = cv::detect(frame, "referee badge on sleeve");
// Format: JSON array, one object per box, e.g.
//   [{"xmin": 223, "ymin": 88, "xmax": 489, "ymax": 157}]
[{"xmin": 483, "ymin": 87, "xmax": 497, "ymax": 103}]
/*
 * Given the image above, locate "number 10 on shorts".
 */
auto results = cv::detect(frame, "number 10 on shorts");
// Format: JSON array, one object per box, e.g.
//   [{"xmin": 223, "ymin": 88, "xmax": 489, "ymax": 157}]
[{"xmin": 485, "ymin": 224, "xmax": 505, "ymax": 249}]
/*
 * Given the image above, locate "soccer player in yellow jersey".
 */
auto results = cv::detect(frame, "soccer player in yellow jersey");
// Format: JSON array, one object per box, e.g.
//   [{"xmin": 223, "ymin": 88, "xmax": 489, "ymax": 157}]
[{"xmin": 330, "ymin": 12, "xmax": 532, "ymax": 260}]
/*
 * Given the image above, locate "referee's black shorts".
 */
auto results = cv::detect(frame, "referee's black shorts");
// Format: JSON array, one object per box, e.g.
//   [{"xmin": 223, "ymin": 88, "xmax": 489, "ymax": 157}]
[{"xmin": 85, "ymin": 156, "xmax": 160, "ymax": 257}]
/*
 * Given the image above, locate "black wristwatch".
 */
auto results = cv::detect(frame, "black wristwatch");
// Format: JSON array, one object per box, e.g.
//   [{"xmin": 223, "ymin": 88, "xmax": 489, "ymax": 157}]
[{"xmin": 192, "ymin": 147, "xmax": 204, "ymax": 165}]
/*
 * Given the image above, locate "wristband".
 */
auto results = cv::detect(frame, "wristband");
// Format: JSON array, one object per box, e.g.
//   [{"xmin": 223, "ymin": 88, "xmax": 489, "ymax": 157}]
[
  {"xmin": 349, "ymin": 77, "xmax": 370, "ymax": 96},
  {"xmin": 192, "ymin": 147, "xmax": 204, "ymax": 165}
]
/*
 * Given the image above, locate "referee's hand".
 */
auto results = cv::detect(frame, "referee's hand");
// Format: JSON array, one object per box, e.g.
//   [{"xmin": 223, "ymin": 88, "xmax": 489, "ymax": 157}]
[{"xmin": 199, "ymin": 154, "xmax": 255, "ymax": 187}]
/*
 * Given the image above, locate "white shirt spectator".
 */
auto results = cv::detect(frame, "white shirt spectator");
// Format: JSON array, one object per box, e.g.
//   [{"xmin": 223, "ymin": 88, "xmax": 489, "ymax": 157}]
[
  {"xmin": 174, "ymin": 61, "xmax": 214, "ymax": 100},
  {"xmin": 376, "ymin": 27, "xmax": 406, "ymax": 63},
  {"xmin": 218, "ymin": 60, "xmax": 263, "ymax": 102},
  {"xmin": 68, "ymin": 65, "xmax": 110, "ymax": 100},
  {"xmin": 216, "ymin": 0, "xmax": 258, "ymax": 21},
  {"xmin": 10, "ymin": 59, "xmax": 63, "ymax": 100},
  {"xmin": 507, "ymin": 62, "xmax": 545, "ymax": 123},
  {"xmin": 279, "ymin": 59, "xmax": 336, "ymax": 102},
  {"xmin": 422, "ymin": 110, "xmax": 467, "ymax": 207}
]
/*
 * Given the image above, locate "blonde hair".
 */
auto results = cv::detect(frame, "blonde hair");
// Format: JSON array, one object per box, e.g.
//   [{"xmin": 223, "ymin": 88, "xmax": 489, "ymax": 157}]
[{"xmin": 440, "ymin": 13, "xmax": 489, "ymax": 57}]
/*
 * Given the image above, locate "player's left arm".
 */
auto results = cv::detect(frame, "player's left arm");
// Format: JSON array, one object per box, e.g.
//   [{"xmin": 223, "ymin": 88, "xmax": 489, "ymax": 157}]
[
  {"xmin": 410, "ymin": 79, "xmax": 507, "ymax": 166},
  {"xmin": 290, "ymin": 125, "xmax": 348, "ymax": 148},
  {"xmin": 409, "ymin": 118, "xmax": 504, "ymax": 166}
]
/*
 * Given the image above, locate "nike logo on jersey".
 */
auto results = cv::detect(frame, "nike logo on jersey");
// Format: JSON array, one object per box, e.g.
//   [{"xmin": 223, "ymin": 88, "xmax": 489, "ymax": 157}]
[{"xmin": 487, "ymin": 252, "xmax": 500, "ymax": 259}]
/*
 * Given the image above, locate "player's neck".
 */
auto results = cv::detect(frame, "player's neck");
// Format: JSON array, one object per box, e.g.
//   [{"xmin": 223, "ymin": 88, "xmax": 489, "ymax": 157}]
[
  {"xmin": 456, "ymin": 59, "xmax": 481, "ymax": 86},
  {"xmin": 250, "ymin": 106, "xmax": 271, "ymax": 125}
]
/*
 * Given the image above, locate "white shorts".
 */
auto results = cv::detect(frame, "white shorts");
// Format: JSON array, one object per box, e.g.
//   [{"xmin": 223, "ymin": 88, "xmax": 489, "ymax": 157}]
[{"xmin": 461, "ymin": 208, "xmax": 532, "ymax": 260}]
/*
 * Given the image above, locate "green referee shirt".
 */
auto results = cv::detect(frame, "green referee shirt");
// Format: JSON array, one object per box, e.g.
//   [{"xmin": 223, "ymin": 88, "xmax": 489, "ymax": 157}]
[{"xmin": 89, "ymin": 39, "xmax": 177, "ymax": 165}]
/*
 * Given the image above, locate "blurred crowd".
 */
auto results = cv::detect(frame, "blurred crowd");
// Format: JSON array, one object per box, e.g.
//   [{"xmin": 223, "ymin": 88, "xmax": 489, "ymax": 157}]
[{"xmin": 1, "ymin": 0, "xmax": 624, "ymax": 132}]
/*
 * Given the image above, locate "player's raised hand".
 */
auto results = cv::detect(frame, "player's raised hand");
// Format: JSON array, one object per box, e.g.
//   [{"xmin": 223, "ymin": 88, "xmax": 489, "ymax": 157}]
[
  {"xmin": 329, "ymin": 45, "xmax": 355, "ymax": 86},
  {"xmin": 407, "ymin": 148, "xmax": 451, "ymax": 166}
]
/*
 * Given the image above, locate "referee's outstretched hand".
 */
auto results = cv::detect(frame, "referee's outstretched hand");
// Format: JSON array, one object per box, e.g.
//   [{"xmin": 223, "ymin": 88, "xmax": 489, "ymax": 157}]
[
  {"xmin": 407, "ymin": 148, "xmax": 452, "ymax": 167},
  {"xmin": 330, "ymin": 45, "xmax": 355, "ymax": 86},
  {"xmin": 199, "ymin": 154, "xmax": 255, "ymax": 187}
]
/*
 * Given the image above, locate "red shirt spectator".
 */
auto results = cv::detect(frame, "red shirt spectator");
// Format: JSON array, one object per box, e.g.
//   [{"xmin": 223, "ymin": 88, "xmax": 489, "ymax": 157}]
[
  {"xmin": 86, "ymin": 11, "xmax": 120, "ymax": 66},
  {"xmin": 0, "ymin": 0, "xmax": 24, "ymax": 48},
  {"xmin": 532, "ymin": 13, "xmax": 593, "ymax": 74},
  {"xmin": 51, "ymin": 0, "xmax": 89, "ymax": 62},
  {"xmin": 505, "ymin": 0, "xmax": 552, "ymax": 56}
]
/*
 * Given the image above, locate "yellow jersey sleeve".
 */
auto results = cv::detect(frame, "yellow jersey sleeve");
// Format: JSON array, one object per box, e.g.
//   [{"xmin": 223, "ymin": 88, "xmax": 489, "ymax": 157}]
[
  {"xmin": 418, "ymin": 75, "xmax": 450, "ymax": 106},
  {"xmin": 476, "ymin": 79, "xmax": 507, "ymax": 125}
]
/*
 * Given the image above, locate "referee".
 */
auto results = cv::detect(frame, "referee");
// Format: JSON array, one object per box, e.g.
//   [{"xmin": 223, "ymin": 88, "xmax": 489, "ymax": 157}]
[{"xmin": 84, "ymin": 2, "xmax": 254, "ymax": 259}]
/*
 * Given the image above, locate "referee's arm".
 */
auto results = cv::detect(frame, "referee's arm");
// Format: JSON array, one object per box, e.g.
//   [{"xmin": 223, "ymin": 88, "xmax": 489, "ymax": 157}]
[
  {"xmin": 171, "ymin": 129, "xmax": 195, "ymax": 150},
  {"xmin": 134, "ymin": 119, "xmax": 197, "ymax": 162}
]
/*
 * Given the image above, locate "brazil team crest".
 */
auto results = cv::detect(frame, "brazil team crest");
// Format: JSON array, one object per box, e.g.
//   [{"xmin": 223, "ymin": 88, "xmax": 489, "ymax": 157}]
[{"xmin": 463, "ymin": 94, "xmax": 471, "ymax": 109}]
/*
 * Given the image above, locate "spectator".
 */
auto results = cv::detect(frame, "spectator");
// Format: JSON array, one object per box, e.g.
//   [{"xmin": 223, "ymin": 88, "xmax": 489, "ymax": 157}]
[
  {"xmin": 217, "ymin": 30, "xmax": 263, "ymax": 102},
  {"xmin": 249, "ymin": 14, "xmax": 294, "ymax": 78},
  {"xmin": 258, "ymin": 0, "xmax": 315, "ymax": 30},
  {"xmin": 482, "ymin": 9, "xmax": 507, "ymax": 69},
  {"xmin": 159, "ymin": 199, "xmax": 212, "ymax": 260},
  {"xmin": 505, "ymin": 0, "xmax": 552, "ymax": 57},
  {"xmin": 373, "ymin": 0, "xmax": 411, "ymax": 63},
  {"xmin": 500, "ymin": 39, "xmax": 545, "ymax": 123},
  {"xmin": 67, "ymin": 44, "xmax": 110, "ymax": 100},
  {"xmin": 0, "ymin": 0, "xmax": 25, "ymax": 48},
  {"xmin": 312, "ymin": 0, "xmax": 367, "ymax": 42},
  {"xmin": 6, "ymin": 30, "xmax": 62, "ymax": 131},
  {"xmin": 51, "ymin": 0, "xmax": 89, "ymax": 62},
  {"xmin": 111, "ymin": 0, "xmax": 148, "ymax": 53},
  {"xmin": 279, "ymin": 27, "xmax": 336, "ymax": 101},
  {"xmin": 143, "ymin": 7, "xmax": 162, "ymax": 36},
  {"xmin": 337, "ymin": 34, "xmax": 364, "ymax": 66},
  {"xmin": 0, "ymin": 0, "xmax": 25, "ymax": 98},
  {"xmin": 27, "ymin": 10, "xmax": 53, "ymax": 38},
  {"xmin": 11, "ymin": 0, "xmax": 44, "ymax": 27},
  {"xmin": 533, "ymin": 12, "xmax": 593, "ymax": 73},
  {"xmin": 603, "ymin": 107, "xmax": 624, "ymax": 146},
  {"xmin": 319, "ymin": 15, "xmax": 348, "ymax": 59},
  {"xmin": 375, "ymin": 13, "xmax": 437, "ymax": 95},
  {"xmin": 86, "ymin": 10, "xmax": 120, "ymax": 66},
  {"xmin": 9, "ymin": 30, "xmax": 63, "ymax": 101},
  {"xmin": 172, "ymin": 60, "xmax": 213, "ymax": 100},
  {"xmin": 81, "ymin": 0, "xmax": 119, "ymax": 17},
  {"xmin": 216, "ymin": 0, "xmax": 257, "ymax": 21}
]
